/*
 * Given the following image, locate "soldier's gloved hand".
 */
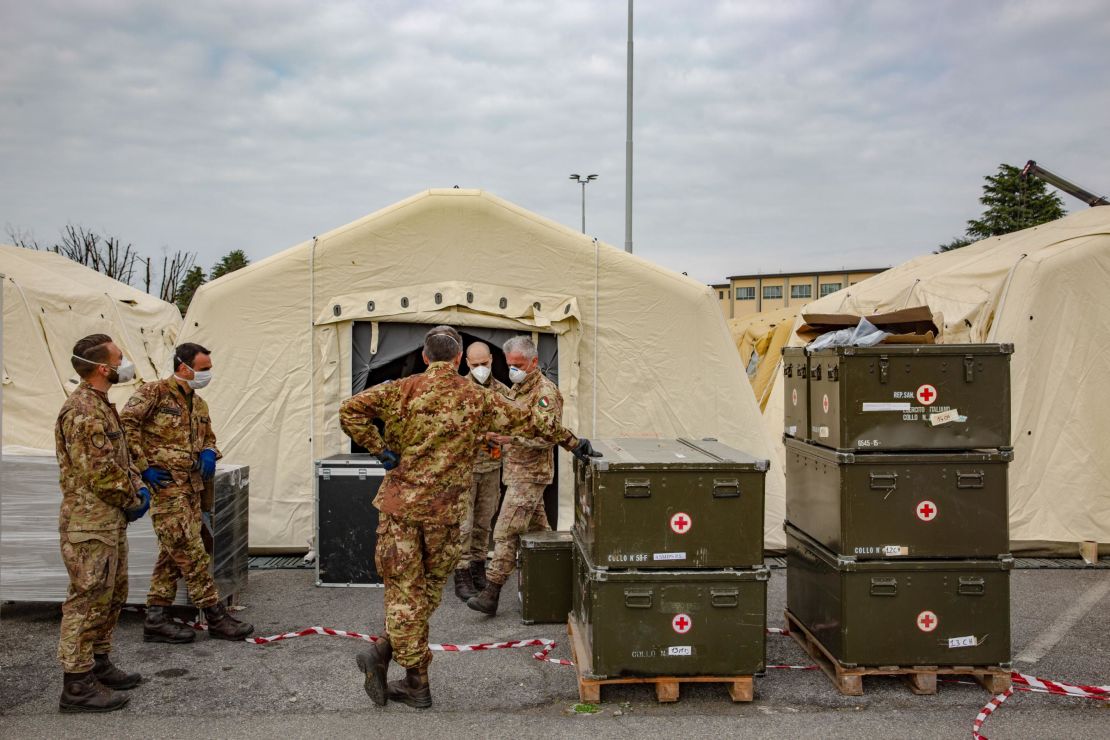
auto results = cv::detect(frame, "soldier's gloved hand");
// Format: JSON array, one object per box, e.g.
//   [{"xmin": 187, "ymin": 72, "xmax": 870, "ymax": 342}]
[
  {"xmin": 571, "ymin": 438, "xmax": 602, "ymax": 464},
  {"xmin": 198, "ymin": 449, "xmax": 218, "ymax": 481},
  {"xmin": 378, "ymin": 449, "xmax": 400, "ymax": 471},
  {"xmin": 127, "ymin": 487, "xmax": 151, "ymax": 523},
  {"xmin": 141, "ymin": 466, "xmax": 173, "ymax": 489}
]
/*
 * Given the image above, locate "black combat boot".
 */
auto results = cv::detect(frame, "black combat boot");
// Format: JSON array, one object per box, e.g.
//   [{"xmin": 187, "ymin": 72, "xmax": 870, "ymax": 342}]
[
  {"xmin": 466, "ymin": 581, "xmax": 502, "ymax": 615},
  {"xmin": 203, "ymin": 601, "xmax": 254, "ymax": 640},
  {"xmin": 59, "ymin": 671, "xmax": 129, "ymax": 713},
  {"xmin": 453, "ymin": 567, "xmax": 477, "ymax": 601},
  {"xmin": 143, "ymin": 605, "xmax": 196, "ymax": 644},
  {"xmin": 355, "ymin": 638, "xmax": 392, "ymax": 706},
  {"xmin": 470, "ymin": 560, "xmax": 488, "ymax": 591},
  {"xmin": 386, "ymin": 665, "xmax": 432, "ymax": 709},
  {"xmin": 92, "ymin": 653, "xmax": 141, "ymax": 690}
]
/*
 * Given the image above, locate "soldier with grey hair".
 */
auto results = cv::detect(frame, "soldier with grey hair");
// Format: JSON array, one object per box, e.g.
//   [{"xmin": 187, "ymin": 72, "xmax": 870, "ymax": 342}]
[
  {"xmin": 467, "ymin": 335, "xmax": 598, "ymax": 616},
  {"xmin": 340, "ymin": 325, "xmax": 598, "ymax": 709}
]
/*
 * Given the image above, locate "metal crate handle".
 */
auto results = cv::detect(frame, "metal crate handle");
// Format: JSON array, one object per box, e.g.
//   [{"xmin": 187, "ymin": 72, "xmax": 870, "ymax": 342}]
[
  {"xmin": 957, "ymin": 471, "xmax": 985, "ymax": 489},
  {"xmin": 784, "ymin": 363, "xmax": 793, "ymax": 378},
  {"xmin": 712, "ymin": 479, "xmax": 741, "ymax": 498},
  {"xmin": 812, "ymin": 364, "xmax": 822, "ymax": 381},
  {"xmin": 798, "ymin": 363, "xmax": 808, "ymax": 379},
  {"xmin": 869, "ymin": 576, "xmax": 898, "ymax": 597},
  {"xmin": 958, "ymin": 576, "xmax": 986, "ymax": 596},
  {"xmin": 711, "ymin": 588, "xmax": 739, "ymax": 608},
  {"xmin": 827, "ymin": 364, "xmax": 839, "ymax": 381},
  {"xmin": 623, "ymin": 479, "xmax": 652, "ymax": 498},
  {"xmin": 869, "ymin": 472, "xmax": 898, "ymax": 491},
  {"xmin": 623, "ymin": 589, "xmax": 653, "ymax": 608}
]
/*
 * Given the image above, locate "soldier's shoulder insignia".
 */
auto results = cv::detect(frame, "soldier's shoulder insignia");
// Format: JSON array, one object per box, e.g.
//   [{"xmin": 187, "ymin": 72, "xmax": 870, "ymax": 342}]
[
  {"xmin": 537, "ymin": 396, "xmax": 552, "ymax": 410},
  {"xmin": 91, "ymin": 432, "xmax": 107, "ymax": 449}
]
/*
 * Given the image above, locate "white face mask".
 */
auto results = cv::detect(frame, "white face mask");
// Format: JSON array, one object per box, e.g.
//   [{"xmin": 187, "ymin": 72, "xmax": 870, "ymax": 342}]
[
  {"xmin": 470, "ymin": 366, "xmax": 491, "ymax": 384},
  {"xmin": 74, "ymin": 355, "xmax": 135, "ymax": 384},
  {"xmin": 175, "ymin": 368, "xmax": 213, "ymax": 390},
  {"xmin": 508, "ymin": 365, "xmax": 529, "ymax": 385}
]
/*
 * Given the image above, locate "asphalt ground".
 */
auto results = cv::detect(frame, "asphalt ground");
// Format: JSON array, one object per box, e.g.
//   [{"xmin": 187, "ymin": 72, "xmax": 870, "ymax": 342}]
[{"xmin": 2, "ymin": 567, "xmax": 1107, "ymax": 738}]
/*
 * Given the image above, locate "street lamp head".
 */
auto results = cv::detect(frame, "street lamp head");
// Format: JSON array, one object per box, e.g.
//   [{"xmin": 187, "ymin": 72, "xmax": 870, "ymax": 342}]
[
  {"xmin": 569, "ymin": 174, "xmax": 580, "ymax": 181},
  {"xmin": 587, "ymin": 174, "xmax": 598, "ymax": 181}
]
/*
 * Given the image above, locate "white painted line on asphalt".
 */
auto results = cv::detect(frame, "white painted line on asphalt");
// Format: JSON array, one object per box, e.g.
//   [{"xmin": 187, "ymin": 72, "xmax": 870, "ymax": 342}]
[{"xmin": 1015, "ymin": 577, "xmax": 1110, "ymax": 665}]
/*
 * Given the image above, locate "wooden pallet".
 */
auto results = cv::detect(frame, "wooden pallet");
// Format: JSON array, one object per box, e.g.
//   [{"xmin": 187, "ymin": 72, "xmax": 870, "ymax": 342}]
[
  {"xmin": 784, "ymin": 610, "xmax": 1012, "ymax": 696},
  {"xmin": 567, "ymin": 615, "xmax": 754, "ymax": 703}
]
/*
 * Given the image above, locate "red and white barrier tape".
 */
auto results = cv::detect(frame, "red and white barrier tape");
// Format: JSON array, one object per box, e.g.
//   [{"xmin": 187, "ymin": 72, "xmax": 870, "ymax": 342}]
[
  {"xmin": 971, "ymin": 688, "xmax": 1015, "ymax": 740},
  {"xmin": 1011, "ymin": 671, "xmax": 1109, "ymax": 700}
]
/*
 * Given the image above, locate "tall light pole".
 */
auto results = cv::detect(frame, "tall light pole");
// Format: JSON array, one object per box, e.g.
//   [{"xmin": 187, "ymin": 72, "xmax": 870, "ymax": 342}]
[
  {"xmin": 569, "ymin": 173, "xmax": 598, "ymax": 233},
  {"xmin": 624, "ymin": 0, "xmax": 634, "ymax": 253}
]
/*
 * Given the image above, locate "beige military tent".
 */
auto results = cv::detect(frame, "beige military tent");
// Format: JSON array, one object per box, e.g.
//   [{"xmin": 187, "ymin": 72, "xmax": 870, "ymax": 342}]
[
  {"xmin": 1, "ymin": 244, "xmax": 182, "ymax": 451},
  {"xmin": 178, "ymin": 189, "xmax": 786, "ymax": 551},
  {"xmin": 755, "ymin": 207, "xmax": 1110, "ymax": 553}
]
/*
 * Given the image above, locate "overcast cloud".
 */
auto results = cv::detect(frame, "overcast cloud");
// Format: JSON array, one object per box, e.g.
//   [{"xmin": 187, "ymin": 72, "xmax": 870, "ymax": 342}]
[{"xmin": 2, "ymin": 0, "xmax": 1108, "ymax": 285}]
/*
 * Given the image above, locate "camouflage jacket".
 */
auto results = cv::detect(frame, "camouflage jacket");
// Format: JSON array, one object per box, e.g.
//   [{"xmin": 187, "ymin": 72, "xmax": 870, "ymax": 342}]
[
  {"xmin": 120, "ymin": 378, "xmax": 221, "ymax": 500},
  {"xmin": 503, "ymin": 370, "xmax": 567, "ymax": 485},
  {"xmin": 469, "ymin": 372, "xmax": 509, "ymax": 474},
  {"xmin": 55, "ymin": 382, "xmax": 144, "ymax": 533},
  {"xmin": 340, "ymin": 361, "xmax": 578, "ymax": 525}
]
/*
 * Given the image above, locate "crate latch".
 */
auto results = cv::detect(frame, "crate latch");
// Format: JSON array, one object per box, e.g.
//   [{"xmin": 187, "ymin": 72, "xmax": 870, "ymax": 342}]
[
  {"xmin": 623, "ymin": 479, "xmax": 652, "ymax": 498},
  {"xmin": 958, "ymin": 576, "xmax": 986, "ymax": 596},
  {"xmin": 964, "ymin": 355, "xmax": 975, "ymax": 382},
  {"xmin": 711, "ymin": 588, "xmax": 739, "ymax": 608},
  {"xmin": 358, "ymin": 468, "xmax": 367, "ymax": 481},
  {"xmin": 812, "ymin": 364, "xmax": 822, "ymax": 381},
  {"xmin": 957, "ymin": 471, "xmax": 985, "ymax": 489},
  {"xmin": 321, "ymin": 468, "xmax": 331, "ymax": 481},
  {"xmin": 879, "ymin": 356, "xmax": 890, "ymax": 384},
  {"xmin": 870, "ymin": 576, "xmax": 898, "ymax": 597},
  {"xmin": 624, "ymin": 589, "xmax": 653, "ymax": 608},
  {"xmin": 712, "ymin": 479, "xmax": 741, "ymax": 498},
  {"xmin": 828, "ymin": 364, "xmax": 839, "ymax": 381},
  {"xmin": 799, "ymin": 363, "xmax": 808, "ymax": 379},
  {"xmin": 784, "ymin": 363, "xmax": 793, "ymax": 378}
]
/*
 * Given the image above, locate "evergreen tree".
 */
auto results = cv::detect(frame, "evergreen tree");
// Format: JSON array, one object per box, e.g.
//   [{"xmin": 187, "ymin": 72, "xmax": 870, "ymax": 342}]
[
  {"xmin": 210, "ymin": 249, "xmax": 250, "ymax": 280},
  {"xmin": 935, "ymin": 236, "xmax": 973, "ymax": 254},
  {"xmin": 965, "ymin": 163, "xmax": 1066, "ymax": 240},
  {"xmin": 176, "ymin": 266, "xmax": 207, "ymax": 315}
]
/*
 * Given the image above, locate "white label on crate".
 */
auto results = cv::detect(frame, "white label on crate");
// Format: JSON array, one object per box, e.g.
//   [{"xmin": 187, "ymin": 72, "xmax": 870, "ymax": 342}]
[
  {"xmin": 786, "ymin": 425, "xmax": 798, "ymax": 436},
  {"xmin": 668, "ymin": 646, "xmax": 693, "ymax": 656},
  {"xmin": 862, "ymin": 402, "xmax": 912, "ymax": 412},
  {"xmin": 653, "ymin": 552, "xmax": 687, "ymax": 561},
  {"xmin": 930, "ymin": 408, "xmax": 961, "ymax": 426},
  {"xmin": 816, "ymin": 426, "xmax": 830, "ymax": 438},
  {"xmin": 883, "ymin": 545, "xmax": 909, "ymax": 556},
  {"xmin": 948, "ymin": 635, "xmax": 978, "ymax": 649}
]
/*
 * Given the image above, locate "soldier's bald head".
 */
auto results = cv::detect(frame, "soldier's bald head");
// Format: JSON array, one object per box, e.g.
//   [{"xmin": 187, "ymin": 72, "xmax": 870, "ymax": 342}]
[{"xmin": 466, "ymin": 342, "xmax": 491, "ymax": 364}]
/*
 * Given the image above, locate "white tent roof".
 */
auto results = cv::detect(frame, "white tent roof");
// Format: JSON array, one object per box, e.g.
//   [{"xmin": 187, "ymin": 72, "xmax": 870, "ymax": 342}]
[
  {"xmin": 766, "ymin": 208, "xmax": 1110, "ymax": 552},
  {"xmin": 179, "ymin": 189, "xmax": 786, "ymax": 551},
  {"xmin": 1, "ymin": 245, "xmax": 182, "ymax": 451}
]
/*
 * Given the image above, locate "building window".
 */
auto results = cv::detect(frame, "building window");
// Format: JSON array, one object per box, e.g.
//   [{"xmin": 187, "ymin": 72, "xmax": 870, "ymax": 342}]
[
  {"xmin": 718, "ymin": 290, "xmax": 725, "ymax": 300},
  {"xmin": 790, "ymin": 284, "xmax": 812, "ymax": 300},
  {"xmin": 820, "ymin": 282, "xmax": 842, "ymax": 297},
  {"xmin": 763, "ymin": 286, "xmax": 783, "ymax": 300},
  {"xmin": 735, "ymin": 287, "xmax": 755, "ymax": 300}
]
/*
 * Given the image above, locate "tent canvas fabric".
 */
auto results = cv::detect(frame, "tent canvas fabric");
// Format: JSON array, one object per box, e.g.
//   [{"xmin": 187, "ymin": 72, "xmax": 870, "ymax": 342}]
[
  {"xmin": 179, "ymin": 189, "xmax": 786, "ymax": 551},
  {"xmin": 753, "ymin": 208, "xmax": 1110, "ymax": 553},
  {"xmin": 1, "ymin": 244, "xmax": 182, "ymax": 451}
]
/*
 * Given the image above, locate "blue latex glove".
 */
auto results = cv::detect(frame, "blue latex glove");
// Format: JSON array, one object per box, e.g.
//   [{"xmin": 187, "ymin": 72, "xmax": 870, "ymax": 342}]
[
  {"xmin": 141, "ymin": 466, "xmax": 173, "ymax": 489},
  {"xmin": 378, "ymin": 449, "xmax": 400, "ymax": 471},
  {"xmin": 127, "ymin": 487, "xmax": 151, "ymax": 523},
  {"xmin": 198, "ymin": 449, "xmax": 217, "ymax": 481}
]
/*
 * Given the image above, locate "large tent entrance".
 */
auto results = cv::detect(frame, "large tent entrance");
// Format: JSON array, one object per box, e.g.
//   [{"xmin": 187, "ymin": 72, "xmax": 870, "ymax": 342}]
[{"xmin": 350, "ymin": 321, "xmax": 561, "ymax": 529}]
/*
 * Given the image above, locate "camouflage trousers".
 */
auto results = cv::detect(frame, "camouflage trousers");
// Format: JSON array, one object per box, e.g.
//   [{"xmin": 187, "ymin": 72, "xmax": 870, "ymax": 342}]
[
  {"xmin": 147, "ymin": 499, "xmax": 218, "ymax": 608},
  {"xmin": 485, "ymin": 481, "xmax": 550, "ymax": 586},
  {"xmin": 58, "ymin": 531, "xmax": 128, "ymax": 672},
  {"xmin": 455, "ymin": 469, "xmax": 501, "ymax": 569},
  {"xmin": 375, "ymin": 513, "xmax": 461, "ymax": 669}
]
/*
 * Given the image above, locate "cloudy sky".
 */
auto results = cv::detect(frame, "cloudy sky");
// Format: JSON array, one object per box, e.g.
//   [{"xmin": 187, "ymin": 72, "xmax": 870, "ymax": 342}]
[{"xmin": 2, "ymin": 0, "xmax": 1108, "ymax": 286}]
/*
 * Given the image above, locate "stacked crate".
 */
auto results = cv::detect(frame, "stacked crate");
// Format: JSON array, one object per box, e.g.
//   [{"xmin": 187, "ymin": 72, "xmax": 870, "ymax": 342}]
[
  {"xmin": 782, "ymin": 344, "xmax": 1015, "ymax": 692},
  {"xmin": 569, "ymin": 438, "xmax": 770, "ymax": 701}
]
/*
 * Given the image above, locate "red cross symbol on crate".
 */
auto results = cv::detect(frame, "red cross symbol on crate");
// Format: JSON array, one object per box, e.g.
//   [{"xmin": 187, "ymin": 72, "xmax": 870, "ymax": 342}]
[
  {"xmin": 670, "ymin": 512, "xmax": 692, "ymax": 534},
  {"xmin": 917, "ymin": 610, "xmax": 938, "ymax": 632},
  {"xmin": 672, "ymin": 613, "xmax": 692, "ymax": 634},
  {"xmin": 915, "ymin": 384, "xmax": 938, "ymax": 405},
  {"xmin": 916, "ymin": 500, "xmax": 938, "ymax": 522}
]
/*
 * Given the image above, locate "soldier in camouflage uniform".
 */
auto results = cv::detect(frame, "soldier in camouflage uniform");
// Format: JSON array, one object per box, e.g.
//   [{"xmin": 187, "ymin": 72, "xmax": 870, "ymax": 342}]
[
  {"xmin": 56, "ymin": 334, "xmax": 151, "ymax": 712},
  {"xmin": 120, "ymin": 343, "xmax": 253, "ymax": 642},
  {"xmin": 467, "ymin": 335, "xmax": 575, "ymax": 616},
  {"xmin": 452, "ymin": 341, "xmax": 509, "ymax": 601},
  {"xmin": 341, "ymin": 326, "xmax": 597, "ymax": 709}
]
